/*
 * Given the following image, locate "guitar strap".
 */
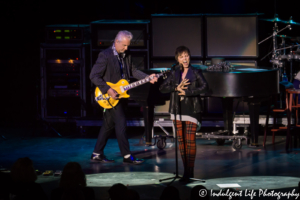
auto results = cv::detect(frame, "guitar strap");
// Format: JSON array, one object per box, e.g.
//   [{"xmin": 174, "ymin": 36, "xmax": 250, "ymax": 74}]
[
  {"xmin": 112, "ymin": 44, "xmax": 129, "ymax": 81},
  {"xmin": 126, "ymin": 54, "xmax": 132, "ymax": 80},
  {"xmin": 118, "ymin": 57, "xmax": 125, "ymax": 79},
  {"xmin": 121, "ymin": 57, "xmax": 130, "ymax": 81},
  {"xmin": 116, "ymin": 54, "xmax": 129, "ymax": 81}
]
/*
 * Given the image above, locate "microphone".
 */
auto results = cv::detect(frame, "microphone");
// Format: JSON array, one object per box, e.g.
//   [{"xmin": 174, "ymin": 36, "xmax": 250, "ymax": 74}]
[{"xmin": 171, "ymin": 63, "xmax": 179, "ymax": 70}]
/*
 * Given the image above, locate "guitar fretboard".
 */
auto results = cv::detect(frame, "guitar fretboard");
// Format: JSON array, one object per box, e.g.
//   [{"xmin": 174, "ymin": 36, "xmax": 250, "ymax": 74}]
[{"xmin": 123, "ymin": 73, "xmax": 163, "ymax": 91}]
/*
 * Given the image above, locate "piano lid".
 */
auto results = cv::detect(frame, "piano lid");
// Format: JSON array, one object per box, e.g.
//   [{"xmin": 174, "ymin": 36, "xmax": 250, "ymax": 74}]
[
  {"xmin": 151, "ymin": 65, "xmax": 279, "ymax": 97},
  {"xmin": 197, "ymin": 65, "xmax": 280, "ymax": 97},
  {"xmin": 194, "ymin": 65, "xmax": 278, "ymax": 74}
]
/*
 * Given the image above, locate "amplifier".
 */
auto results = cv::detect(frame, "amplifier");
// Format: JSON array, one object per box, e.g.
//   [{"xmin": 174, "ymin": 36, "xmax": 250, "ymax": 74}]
[
  {"xmin": 90, "ymin": 20, "xmax": 149, "ymax": 50},
  {"xmin": 45, "ymin": 24, "xmax": 90, "ymax": 43},
  {"xmin": 47, "ymin": 60, "xmax": 81, "ymax": 72},
  {"xmin": 48, "ymin": 89, "xmax": 79, "ymax": 97},
  {"xmin": 40, "ymin": 43, "xmax": 90, "ymax": 119}
]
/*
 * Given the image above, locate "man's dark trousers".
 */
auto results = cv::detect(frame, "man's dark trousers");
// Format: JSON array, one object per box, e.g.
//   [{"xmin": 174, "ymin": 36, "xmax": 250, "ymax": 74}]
[{"xmin": 93, "ymin": 99, "xmax": 130, "ymax": 156}]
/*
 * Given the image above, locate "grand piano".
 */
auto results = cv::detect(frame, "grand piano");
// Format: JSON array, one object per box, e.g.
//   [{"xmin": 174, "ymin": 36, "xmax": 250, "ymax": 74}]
[
  {"xmin": 134, "ymin": 65, "xmax": 279, "ymax": 146},
  {"xmin": 199, "ymin": 65, "xmax": 279, "ymax": 146}
]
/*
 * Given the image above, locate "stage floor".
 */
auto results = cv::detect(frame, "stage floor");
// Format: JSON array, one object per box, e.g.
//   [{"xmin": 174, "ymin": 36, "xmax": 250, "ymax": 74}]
[{"xmin": 0, "ymin": 126, "xmax": 300, "ymax": 200}]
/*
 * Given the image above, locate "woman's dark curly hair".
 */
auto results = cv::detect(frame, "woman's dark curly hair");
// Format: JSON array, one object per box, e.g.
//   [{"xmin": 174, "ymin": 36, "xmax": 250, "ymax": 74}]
[
  {"xmin": 11, "ymin": 157, "xmax": 37, "ymax": 183},
  {"xmin": 59, "ymin": 162, "xmax": 86, "ymax": 188},
  {"xmin": 175, "ymin": 46, "xmax": 191, "ymax": 71}
]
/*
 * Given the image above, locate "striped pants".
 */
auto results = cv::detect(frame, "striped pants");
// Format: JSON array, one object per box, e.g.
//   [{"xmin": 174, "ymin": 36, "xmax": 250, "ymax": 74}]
[{"xmin": 174, "ymin": 120, "xmax": 197, "ymax": 168}]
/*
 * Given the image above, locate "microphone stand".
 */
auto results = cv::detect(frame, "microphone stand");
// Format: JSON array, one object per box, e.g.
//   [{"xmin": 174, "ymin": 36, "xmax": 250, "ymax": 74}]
[{"xmin": 159, "ymin": 80, "xmax": 182, "ymax": 185}]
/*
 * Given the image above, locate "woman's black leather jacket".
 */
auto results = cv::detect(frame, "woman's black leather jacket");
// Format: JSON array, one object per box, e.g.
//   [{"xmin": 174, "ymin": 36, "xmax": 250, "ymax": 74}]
[{"xmin": 159, "ymin": 65, "xmax": 208, "ymax": 114}]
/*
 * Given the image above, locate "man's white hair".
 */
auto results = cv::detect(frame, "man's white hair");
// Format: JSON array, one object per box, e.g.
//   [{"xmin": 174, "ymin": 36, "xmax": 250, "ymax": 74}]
[{"xmin": 115, "ymin": 30, "xmax": 133, "ymax": 42}]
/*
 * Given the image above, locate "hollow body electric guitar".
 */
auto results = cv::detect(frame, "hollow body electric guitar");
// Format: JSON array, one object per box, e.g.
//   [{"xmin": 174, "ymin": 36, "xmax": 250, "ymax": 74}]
[{"xmin": 95, "ymin": 71, "xmax": 168, "ymax": 109}]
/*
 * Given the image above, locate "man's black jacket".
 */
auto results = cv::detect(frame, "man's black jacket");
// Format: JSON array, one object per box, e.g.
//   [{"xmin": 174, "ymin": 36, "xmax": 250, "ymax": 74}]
[{"xmin": 90, "ymin": 47, "xmax": 148, "ymax": 94}]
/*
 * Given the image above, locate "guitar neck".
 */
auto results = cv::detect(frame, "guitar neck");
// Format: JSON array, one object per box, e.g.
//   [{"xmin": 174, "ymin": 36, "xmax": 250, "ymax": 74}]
[{"xmin": 123, "ymin": 73, "xmax": 163, "ymax": 91}]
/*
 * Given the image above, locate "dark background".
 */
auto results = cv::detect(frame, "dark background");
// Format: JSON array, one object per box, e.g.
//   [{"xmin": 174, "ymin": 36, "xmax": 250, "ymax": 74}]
[{"xmin": 2, "ymin": 0, "xmax": 300, "ymax": 127}]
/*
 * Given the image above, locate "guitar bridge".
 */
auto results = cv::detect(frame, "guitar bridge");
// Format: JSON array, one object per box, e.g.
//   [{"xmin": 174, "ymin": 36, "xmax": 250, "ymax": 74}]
[
  {"xmin": 95, "ymin": 95, "xmax": 110, "ymax": 101},
  {"xmin": 95, "ymin": 95, "xmax": 102, "ymax": 101}
]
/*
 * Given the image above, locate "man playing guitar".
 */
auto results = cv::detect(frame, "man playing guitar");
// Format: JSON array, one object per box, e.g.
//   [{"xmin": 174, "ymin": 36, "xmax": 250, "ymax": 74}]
[{"xmin": 90, "ymin": 30, "xmax": 157, "ymax": 164}]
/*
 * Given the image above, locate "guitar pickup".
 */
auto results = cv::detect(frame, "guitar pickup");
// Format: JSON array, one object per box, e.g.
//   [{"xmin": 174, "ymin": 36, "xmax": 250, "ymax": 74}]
[{"xmin": 120, "ymin": 86, "xmax": 125, "ymax": 93}]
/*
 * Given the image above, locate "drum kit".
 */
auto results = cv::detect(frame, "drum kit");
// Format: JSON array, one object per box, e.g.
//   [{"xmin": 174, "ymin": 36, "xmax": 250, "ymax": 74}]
[{"xmin": 259, "ymin": 15, "xmax": 300, "ymax": 83}]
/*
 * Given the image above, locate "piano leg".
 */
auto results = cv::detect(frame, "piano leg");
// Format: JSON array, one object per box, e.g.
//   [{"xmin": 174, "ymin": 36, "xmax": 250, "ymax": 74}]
[
  {"xmin": 248, "ymin": 101, "xmax": 261, "ymax": 145},
  {"xmin": 222, "ymin": 98, "xmax": 233, "ymax": 134}
]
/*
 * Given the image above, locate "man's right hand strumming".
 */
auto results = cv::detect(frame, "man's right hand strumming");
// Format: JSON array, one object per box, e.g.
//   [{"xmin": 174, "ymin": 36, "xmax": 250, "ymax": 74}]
[{"xmin": 107, "ymin": 88, "xmax": 119, "ymax": 100}]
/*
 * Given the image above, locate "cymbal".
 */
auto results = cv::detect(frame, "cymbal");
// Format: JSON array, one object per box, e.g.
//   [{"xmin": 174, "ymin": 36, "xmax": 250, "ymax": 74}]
[
  {"xmin": 260, "ymin": 18, "xmax": 300, "ymax": 26},
  {"xmin": 259, "ymin": 17, "xmax": 286, "ymax": 23},
  {"xmin": 286, "ymin": 19, "xmax": 300, "ymax": 26}
]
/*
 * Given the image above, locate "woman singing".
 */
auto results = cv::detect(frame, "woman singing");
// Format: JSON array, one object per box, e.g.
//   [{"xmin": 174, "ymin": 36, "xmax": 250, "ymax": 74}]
[{"xmin": 159, "ymin": 46, "xmax": 208, "ymax": 183}]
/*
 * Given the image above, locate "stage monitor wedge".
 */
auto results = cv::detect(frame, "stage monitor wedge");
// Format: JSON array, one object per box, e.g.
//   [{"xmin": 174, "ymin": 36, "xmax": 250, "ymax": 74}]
[
  {"xmin": 206, "ymin": 15, "xmax": 258, "ymax": 58},
  {"xmin": 151, "ymin": 14, "xmax": 203, "ymax": 58}
]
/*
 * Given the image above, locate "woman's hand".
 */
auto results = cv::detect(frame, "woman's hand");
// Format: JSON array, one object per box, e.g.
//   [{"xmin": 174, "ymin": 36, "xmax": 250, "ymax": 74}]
[
  {"xmin": 177, "ymin": 87, "xmax": 186, "ymax": 96},
  {"xmin": 176, "ymin": 79, "xmax": 190, "ymax": 96}
]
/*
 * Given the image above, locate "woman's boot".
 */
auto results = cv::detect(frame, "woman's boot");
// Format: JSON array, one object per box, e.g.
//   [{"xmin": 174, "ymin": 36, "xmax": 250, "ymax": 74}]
[
  {"xmin": 179, "ymin": 168, "xmax": 189, "ymax": 182},
  {"xmin": 189, "ymin": 167, "xmax": 194, "ymax": 179}
]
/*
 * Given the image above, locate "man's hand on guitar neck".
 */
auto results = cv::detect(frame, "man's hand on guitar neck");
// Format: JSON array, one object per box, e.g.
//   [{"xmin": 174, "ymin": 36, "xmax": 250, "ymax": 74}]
[
  {"xmin": 149, "ymin": 74, "xmax": 158, "ymax": 84},
  {"xmin": 107, "ymin": 88, "xmax": 119, "ymax": 100}
]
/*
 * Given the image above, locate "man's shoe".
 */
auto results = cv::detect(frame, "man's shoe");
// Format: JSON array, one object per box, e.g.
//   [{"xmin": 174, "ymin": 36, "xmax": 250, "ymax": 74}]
[
  {"xmin": 123, "ymin": 155, "xmax": 144, "ymax": 165},
  {"xmin": 91, "ymin": 154, "xmax": 114, "ymax": 163}
]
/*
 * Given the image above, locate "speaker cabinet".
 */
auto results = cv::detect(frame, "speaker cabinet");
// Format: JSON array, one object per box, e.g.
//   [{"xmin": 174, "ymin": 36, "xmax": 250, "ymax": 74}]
[
  {"xmin": 206, "ymin": 15, "xmax": 258, "ymax": 58},
  {"xmin": 151, "ymin": 14, "xmax": 203, "ymax": 58}
]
